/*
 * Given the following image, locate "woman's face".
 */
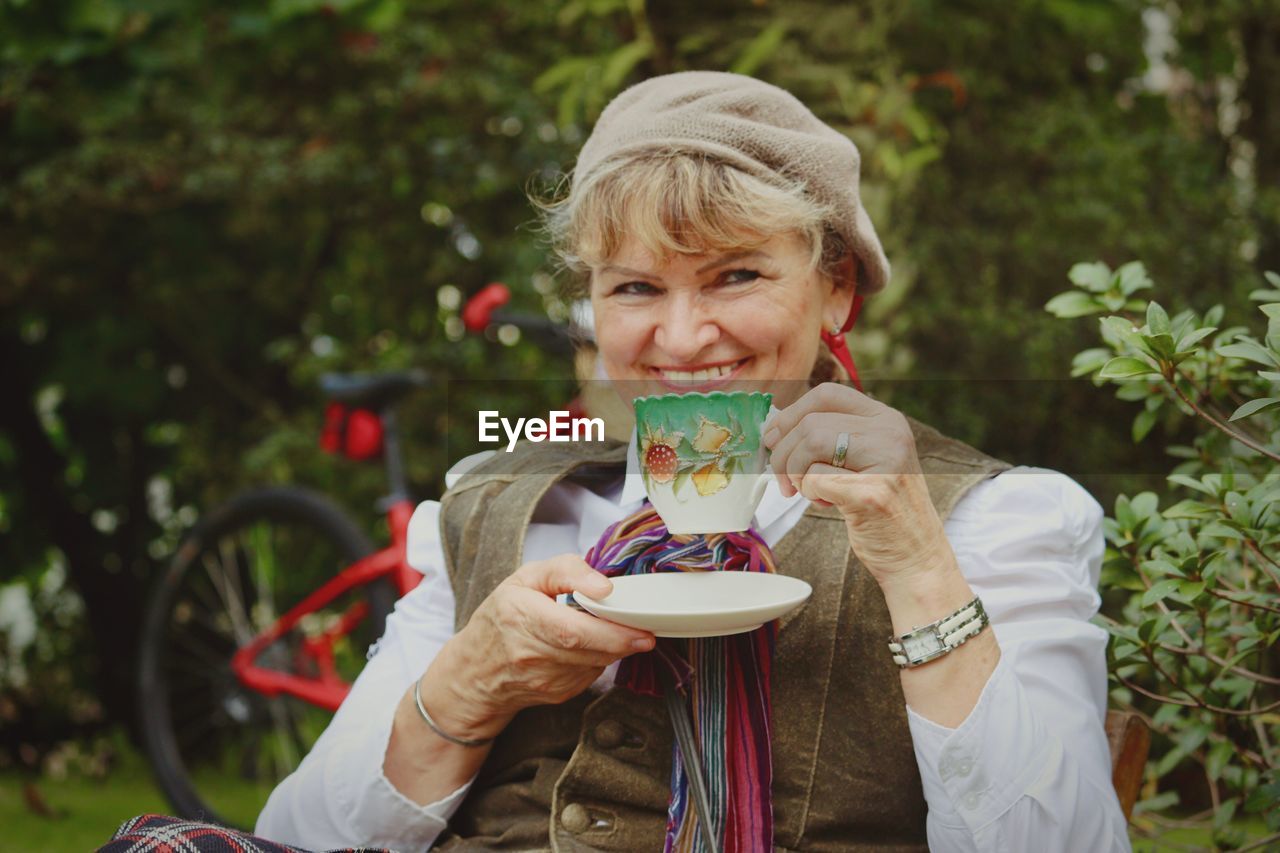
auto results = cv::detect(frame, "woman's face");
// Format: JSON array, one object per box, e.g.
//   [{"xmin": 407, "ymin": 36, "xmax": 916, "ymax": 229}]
[{"xmin": 589, "ymin": 232, "xmax": 852, "ymax": 408}]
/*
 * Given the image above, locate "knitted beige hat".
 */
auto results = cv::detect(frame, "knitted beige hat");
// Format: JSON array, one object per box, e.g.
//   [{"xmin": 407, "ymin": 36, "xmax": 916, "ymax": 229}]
[{"xmin": 574, "ymin": 70, "xmax": 890, "ymax": 294}]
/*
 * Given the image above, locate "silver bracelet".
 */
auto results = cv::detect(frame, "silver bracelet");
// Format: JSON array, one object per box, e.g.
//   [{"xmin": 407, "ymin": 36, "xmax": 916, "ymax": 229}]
[{"xmin": 412, "ymin": 678, "xmax": 494, "ymax": 748}]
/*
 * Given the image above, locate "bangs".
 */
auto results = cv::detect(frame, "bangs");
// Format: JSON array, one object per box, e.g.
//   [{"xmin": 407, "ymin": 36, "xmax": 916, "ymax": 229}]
[{"xmin": 538, "ymin": 153, "xmax": 832, "ymax": 294}]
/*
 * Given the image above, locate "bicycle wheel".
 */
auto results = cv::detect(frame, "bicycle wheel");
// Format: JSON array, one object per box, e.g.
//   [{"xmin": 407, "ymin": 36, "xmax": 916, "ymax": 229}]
[{"xmin": 138, "ymin": 487, "xmax": 398, "ymax": 829}]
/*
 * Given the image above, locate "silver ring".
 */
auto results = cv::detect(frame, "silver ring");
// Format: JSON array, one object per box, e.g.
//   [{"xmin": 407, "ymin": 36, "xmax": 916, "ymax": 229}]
[{"xmin": 831, "ymin": 432, "xmax": 850, "ymax": 468}]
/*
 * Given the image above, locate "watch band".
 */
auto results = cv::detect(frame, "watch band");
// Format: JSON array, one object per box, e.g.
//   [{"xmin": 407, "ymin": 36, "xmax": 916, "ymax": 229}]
[{"xmin": 887, "ymin": 595, "xmax": 988, "ymax": 668}]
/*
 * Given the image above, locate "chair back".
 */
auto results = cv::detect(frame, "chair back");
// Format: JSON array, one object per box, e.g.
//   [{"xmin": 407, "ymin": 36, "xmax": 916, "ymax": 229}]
[{"xmin": 1105, "ymin": 710, "xmax": 1150, "ymax": 821}]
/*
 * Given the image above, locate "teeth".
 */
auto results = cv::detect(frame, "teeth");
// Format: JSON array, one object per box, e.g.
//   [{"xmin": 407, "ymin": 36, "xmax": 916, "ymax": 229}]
[{"xmin": 661, "ymin": 361, "xmax": 742, "ymax": 383}]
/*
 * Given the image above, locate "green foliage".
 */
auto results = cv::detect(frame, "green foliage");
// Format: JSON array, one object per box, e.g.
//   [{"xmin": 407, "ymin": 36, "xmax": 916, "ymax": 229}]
[{"xmin": 1049, "ymin": 262, "xmax": 1280, "ymax": 844}]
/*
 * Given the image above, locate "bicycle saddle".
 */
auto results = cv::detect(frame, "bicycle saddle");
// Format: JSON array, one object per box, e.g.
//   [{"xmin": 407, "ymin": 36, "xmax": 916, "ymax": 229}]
[{"xmin": 320, "ymin": 370, "xmax": 429, "ymax": 410}]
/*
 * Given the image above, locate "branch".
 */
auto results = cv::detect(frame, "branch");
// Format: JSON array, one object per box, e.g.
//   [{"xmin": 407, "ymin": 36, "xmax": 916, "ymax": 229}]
[
  {"xmin": 1239, "ymin": 832, "xmax": 1280, "ymax": 853},
  {"xmin": 1243, "ymin": 538, "xmax": 1280, "ymax": 590},
  {"xmin": 1116, "ymin": 672, "xmax": 1199, "ymax": 707},
  {"xmin": 1165, "ymin": 370, "xmax": 1280, "ymax": 462},
  {"xmin": 1204, "ymin": 586, "xmax": 1280, "ymax": 615},
  {"xmin": 1155, "ymin": 641, "xmax": 1280, "ymax": 686},
  {"xmin": 1142, "ymin": 647, "xmax": 1280, "ymax": 716}
]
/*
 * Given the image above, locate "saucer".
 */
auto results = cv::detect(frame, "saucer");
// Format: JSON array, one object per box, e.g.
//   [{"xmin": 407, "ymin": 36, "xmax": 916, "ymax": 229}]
[{"xmin": 573, "ymin": 572, "xmax": 812, "ymax": 638}]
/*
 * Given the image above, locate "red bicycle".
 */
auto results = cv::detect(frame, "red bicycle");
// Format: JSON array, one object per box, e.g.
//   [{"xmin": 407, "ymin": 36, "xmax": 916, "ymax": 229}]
[{"xmin": 137, "ymin": 283, "xmax": 578, "ymax": 829}]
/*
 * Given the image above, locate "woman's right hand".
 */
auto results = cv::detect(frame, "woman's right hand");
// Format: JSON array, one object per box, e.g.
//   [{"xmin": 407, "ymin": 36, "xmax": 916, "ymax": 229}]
[{"xmin": 418, "ymin": 554, "xmax": 656, "ymax": 742}]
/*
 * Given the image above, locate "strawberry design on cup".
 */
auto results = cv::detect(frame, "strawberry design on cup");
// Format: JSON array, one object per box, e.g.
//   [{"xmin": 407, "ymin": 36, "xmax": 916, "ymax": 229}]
[{"xmin": 634, "ymin": 392, "xmax": 773, "ymax": 534}]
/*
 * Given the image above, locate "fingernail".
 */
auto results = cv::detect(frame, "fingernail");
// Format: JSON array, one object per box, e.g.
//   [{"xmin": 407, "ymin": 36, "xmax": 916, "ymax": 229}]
[
  {"xmin": 763, "ymin": 427, "xmax": 779, "ymax": 448},
  {"xmin": 632, "ymin": 637, "xmax": 653, "ymax": 651}
]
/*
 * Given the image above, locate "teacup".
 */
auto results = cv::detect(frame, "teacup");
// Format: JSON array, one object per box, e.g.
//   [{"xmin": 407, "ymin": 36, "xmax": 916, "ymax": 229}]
[{"xmin": 633, "ymin": 391, "xmax": 773, "ymax": 534}]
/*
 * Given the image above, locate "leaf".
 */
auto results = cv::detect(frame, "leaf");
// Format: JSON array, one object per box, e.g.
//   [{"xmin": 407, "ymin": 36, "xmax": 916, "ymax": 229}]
[
  {"xmin": 1176, "ymin": 580, "xmax": 1205, "ymax": 601},
  {"xmin": 1111, "ymin": 641, "xmax": 1140, "ymax": 660},
  {"xmin": 1229, "ymin": 397, "xmax": 1280, "ymax": 421},
  {"xmin": 1141, "ymin": 578, "xmax": 1181, "ymax": 607},
  {"xmin": 1163, "ymin": 499, "xmax": 1216, "ymax": 519},
  {"xmin": 1206, "ymin": 740, "xmax": 1234, "ymax": 782},
  {"xmin": 1225, "ymin": 491, "xmax": 1252, "ymax": 527},
  {"xmin": 1175, "ymin": 326, "xmax": 1218, "ymax": 350},
  {"xmin": 1045, "ymin": 291, "xmax": 1103, "ymax": 318},
  {"xmin": 602, "ymin": 39, "xmax": 652, "ymax": 90},
  {"xmin": 1068, "ymin": 261, "xmax": 1112, "ymax": 293},
  {"xmin": 1201, "ymin": 521, "xmax": 1245, "ymax": 540},
  {"xmin": 1168, "ymin": 474, "xmax": 1213, "ymax": 495},
  {"xmin": 1133, "ymin": 791, "xmax": 1180, "ymax": 814},
  {"xmin": 730, "ymin": 21, "xmax": 788, "ymax": 76},
  {"xmin": 670, "ymin": 461, "xmax": 694, "ymax": 490},
  {"xmin": 1116, "ymin": 261, "xmax": 1153, "ymax": 296},
  {"xmin": 1218, "ymin": 340, "xmax": 1279, "ymax": 367},
  {"xmin": 1098, "ymin": 356, "xmax": 1158, "ymax": 379},
  {"xmin": 1244, "ymin": 779, "xmax": 1280, "ymax": 815},
  {"xmin": 1132, "ymin": 409, "xmax": 1157, "ymax": 442},
  {"xmin": 533, "ymin": 57, "xmax": 591, "ymax": 94},
  {"xmin": 1131, "ymin": 491, "xmax": 1158, "ymax": 518},
  {"xmin": 1146, "ymin": 302, "xmax": 1171, "ymax": 335},
  {"xmin": 1141, "ymin": 559, "xmax": 1184, "ymax": 578},
  {"xmin": 1070, "ymin": 348, "xmax": 1112, "ymax": 377},
  {"xmin": 1259, "ymin": 371, "xmax": 1280, "ymax": 383},
  {"xmin": 1100, "ymin": 315, "xmax": 1139, "ymax": 346}
]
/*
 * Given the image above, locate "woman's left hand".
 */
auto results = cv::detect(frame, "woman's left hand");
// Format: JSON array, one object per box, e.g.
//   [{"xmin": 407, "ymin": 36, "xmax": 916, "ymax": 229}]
[{"xmin": 762, "ymin": 382, "xmax": 952, "ymax": 589}]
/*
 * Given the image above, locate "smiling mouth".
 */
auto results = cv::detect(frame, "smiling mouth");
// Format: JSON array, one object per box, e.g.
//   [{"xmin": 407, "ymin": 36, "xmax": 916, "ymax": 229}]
[{"xmin": 654, "ymin": 358, "xmax": 749, "ymax": 388}]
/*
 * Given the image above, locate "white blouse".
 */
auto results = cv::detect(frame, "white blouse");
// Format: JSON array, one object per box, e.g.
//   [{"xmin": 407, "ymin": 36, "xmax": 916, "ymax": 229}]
[{"xmin": 256, "ymin": 444, "xmax": 1132, "ymax": 852}]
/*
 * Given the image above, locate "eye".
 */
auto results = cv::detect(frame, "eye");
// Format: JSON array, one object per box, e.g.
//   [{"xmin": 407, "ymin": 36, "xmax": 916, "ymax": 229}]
[
  {"xmin": 612, "ymin": 280, "xmax": 660, "ymax": 296},
  {"xmin": 720, "ymin": 268, "xmax": 761, "ymax": 286}
]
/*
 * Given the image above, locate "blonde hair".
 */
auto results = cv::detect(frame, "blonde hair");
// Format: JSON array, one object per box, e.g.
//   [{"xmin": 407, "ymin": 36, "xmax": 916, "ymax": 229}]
[{"xmin": 535, "ymin": 152, "xmax": 849, "ymax": 299}]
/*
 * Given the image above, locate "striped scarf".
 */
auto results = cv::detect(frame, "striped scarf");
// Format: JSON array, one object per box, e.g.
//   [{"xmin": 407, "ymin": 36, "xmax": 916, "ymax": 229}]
[{"xmin": 585, "ymin": 504, "xmax": 777, "ymax": 853}]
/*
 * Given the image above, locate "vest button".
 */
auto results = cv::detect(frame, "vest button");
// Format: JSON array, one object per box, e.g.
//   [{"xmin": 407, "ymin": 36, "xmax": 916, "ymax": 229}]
[
  {"xmin": 595, "ymin": 719, "xmax": 626, "ymax": 749},
  {"xmin": 561, "ymin": 802, "xmax": 590, "ymax": 834}
]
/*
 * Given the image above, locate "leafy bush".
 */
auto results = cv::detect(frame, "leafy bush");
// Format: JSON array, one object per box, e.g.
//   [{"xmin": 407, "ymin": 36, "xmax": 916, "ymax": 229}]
[{"xmin": 1048, "ymin": 263, "xmax": 1280, "ymax": 849}]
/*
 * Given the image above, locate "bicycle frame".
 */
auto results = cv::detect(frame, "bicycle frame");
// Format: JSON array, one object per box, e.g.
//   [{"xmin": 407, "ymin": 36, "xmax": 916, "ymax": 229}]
[
  {"xmin": 227, "ymin": 289, "xmax": 571, "ymax": 714},
  {"xmin": 231, "ymin": 404, "xmax": 424, "ymax": 712}
]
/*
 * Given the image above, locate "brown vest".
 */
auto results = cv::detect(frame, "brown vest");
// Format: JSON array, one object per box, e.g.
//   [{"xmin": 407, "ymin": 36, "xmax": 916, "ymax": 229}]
[{"xmin": 434, "ymin": 417, "xmax": 1009, "ymax": 852}]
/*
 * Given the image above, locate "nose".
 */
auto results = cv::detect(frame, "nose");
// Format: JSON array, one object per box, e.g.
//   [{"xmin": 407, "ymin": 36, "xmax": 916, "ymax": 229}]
[{"xmin": 652, "ymin": 294, "xmax": 720, "ymax": 362}]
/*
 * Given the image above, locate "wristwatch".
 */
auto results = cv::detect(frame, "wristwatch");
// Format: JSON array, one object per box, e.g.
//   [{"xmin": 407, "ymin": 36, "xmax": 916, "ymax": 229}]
[{"xmin": 888, "ymin": 596, "xmax": 989, "ymax": 668}]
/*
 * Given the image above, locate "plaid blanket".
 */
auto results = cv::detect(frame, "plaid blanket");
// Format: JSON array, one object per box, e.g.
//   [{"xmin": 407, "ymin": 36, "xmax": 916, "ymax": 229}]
[{"xmin": 98, "ymin": 815, "xmax": 393, "ymax": 853}]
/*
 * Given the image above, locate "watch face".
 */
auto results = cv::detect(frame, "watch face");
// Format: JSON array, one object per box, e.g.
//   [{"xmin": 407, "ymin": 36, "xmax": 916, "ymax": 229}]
[{"xmin": 903, "ymin": 630, "xmax": 944, "ymax": 661}]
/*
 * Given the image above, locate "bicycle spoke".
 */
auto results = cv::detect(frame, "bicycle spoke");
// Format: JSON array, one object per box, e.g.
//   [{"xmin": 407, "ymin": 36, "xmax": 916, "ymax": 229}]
[
  {"xmin": 171, "ymin": 705, "xmax": 231, "ymax": 749},
  {"xmin": 142, "ymin": 493, "xmax": 382, "ymax": 830},
  {"xmin": 224, "ymin": 528, "xmax": 255, "ymax": 627},
  {"xmin": 183, "ymin": 571, "xmax": 228, "ymax": 623},
  {"xmin": 206, "ymin": 548, "xmax": 254, "ymax": 645},
  {"xmin": 266, "ymin": 697, "xmax": 299, "ymax": 777},
  {"xmin": 249, "ymin": 522, "xmax": 279, "ymax": 630},
  {"xmin": 166, "ymin": 634, "xmax": 233, "ymax": 673}
]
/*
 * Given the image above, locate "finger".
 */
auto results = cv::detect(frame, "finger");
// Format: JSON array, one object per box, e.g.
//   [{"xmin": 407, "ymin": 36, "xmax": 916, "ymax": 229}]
[
  {"xmin": 513, "ymin": 554, "xmax": 613, "ymax": 600},
  {"xmin": 763, "ymin": 382, "xmax": 879, "ymax": 449},
  {"xmin": 795, "ymin": 461, "xmax": 857, "ymax": 505},
  {"xmin": 767, "ymin": 412, "xmax": 847, "ymax": 497},
  {"xmin": 520, "ymin": 590, "xmax": 656, "ymax": 657}
]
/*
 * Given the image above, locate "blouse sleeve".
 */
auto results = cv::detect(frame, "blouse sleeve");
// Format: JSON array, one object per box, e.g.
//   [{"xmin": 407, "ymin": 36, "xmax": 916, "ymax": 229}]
[
  {"xmin": 905, "ymin": 467, "xmax": 1132, "ymax": 852},
  {"xmin": 254, "ymin": 498, "xmax": 472, "ymax": 851}
]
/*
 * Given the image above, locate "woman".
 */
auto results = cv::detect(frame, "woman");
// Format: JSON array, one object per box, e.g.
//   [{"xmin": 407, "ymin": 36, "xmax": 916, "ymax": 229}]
[{"xmin": 255, "ymin": 72, "xmax": 1130, "ymax": 851}]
